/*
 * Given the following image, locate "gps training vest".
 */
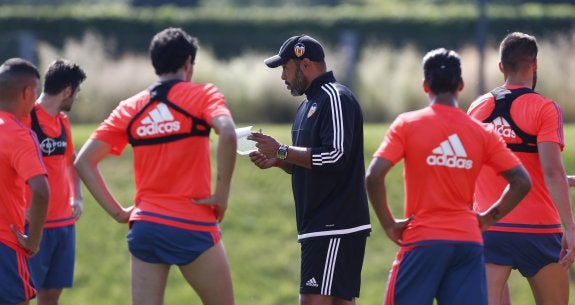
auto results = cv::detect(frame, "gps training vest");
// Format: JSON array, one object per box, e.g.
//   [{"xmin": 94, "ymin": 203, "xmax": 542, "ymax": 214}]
[
  {"xmin": 483, "ymin": 86, "xmax": 538, "ymax": 153},
  {"xmin": 127, "ymin": 80, "xmax": 211, "ymax": 147},
  {"xmin": 30, "ymin": 107, "xmax": 68, "ymax": 156}
]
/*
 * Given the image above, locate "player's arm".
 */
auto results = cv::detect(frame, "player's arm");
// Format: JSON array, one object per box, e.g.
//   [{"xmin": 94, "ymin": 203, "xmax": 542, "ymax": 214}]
[
  {"xmin": 69, "ymin": 151, "xmax": 84, "ymax": 220},
  {"xmin": 74, "ymin": 138, "xmax": 132, "ymax": 223},
  {"xmin": 365, "ymin": 157, "xmax": 411, "ymax": 246},
  {"xmin": 539, "ymin": 141, "xmax": 575, "ymax": 267},
  {"xmin": 567, "ymin": 175, "xmax": 575, "ymax": 187},
  {"xmin": 14, "ymin": 175, "xmax": 50, "ymax": 255},
  {"xmin": 193, "ymin": 115, "xmax": 237, "ymax": 222},
  {"xmin": 478, "ymin": 165, "xmax": 531, "ymax": 230}
]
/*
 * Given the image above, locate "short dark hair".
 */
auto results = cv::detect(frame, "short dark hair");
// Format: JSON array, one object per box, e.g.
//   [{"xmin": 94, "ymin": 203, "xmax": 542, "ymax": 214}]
[
  {"xmin": 149, "ymin": 27, "xmax": 199, "ymax": 75},
  {"xmin": 0, "ymin": 58, "xmax": 40, "ymax": 99},
  {"xmin": 500, "ymin": 32, "xmax": 538, "ymax": 73},
  {"xmin": 43, "ymin": 59, "xmax": 87, "ymax": 95},
  {"xmin": 422, "ymin": 48, "xmax": 462, "ymax": 94}
]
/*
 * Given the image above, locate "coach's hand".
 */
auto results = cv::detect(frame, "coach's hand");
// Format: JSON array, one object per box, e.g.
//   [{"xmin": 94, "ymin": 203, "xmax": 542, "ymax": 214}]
[
  {"xmin": 248, "ymin": 132, "xmax": 280, "ymax": 160},
  {"xmin": 249, "ymin": 151, "xmax": 279, "ymax": 169}
]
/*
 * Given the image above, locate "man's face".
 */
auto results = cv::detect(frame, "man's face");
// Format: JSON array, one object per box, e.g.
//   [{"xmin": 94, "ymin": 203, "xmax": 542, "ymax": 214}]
[
  {"xmin": 281, "ymin": 60, "xmax": 308, "ymax": 96},
  {"xmin": 60, "ymin": 87, "xmax": 80, "ymax": 112}
]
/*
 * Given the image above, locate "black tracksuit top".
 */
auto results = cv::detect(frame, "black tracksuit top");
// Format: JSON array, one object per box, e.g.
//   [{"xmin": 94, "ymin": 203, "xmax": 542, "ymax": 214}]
[{"xmin": 290, "ymin": 71, "xmax": 371, "ymax": 241}]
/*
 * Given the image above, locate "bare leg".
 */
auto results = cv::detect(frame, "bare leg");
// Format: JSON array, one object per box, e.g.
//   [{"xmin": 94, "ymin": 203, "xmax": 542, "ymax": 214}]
[
  {"xmin": 37, "ymin": 288, "xmax": 63, "ymax": 305},
  {"xmin": 485, "ymin": 263, "xmax": 512, "ymax": 305},
  {"xmin": 179, "ymin": 241, "xmax": 234, "ymax": 305},
  {"xmin": 527, "ymin": 263, "xmax": 569, "ymax": 305},
  {"xmin": 500, "ymin": 283, "xmax": 512, "ymax": 305},
  {"xmin": 131, "ymin": 255, "xmax": 170, "ymax": 305},
  {"xmin": 300, "ymin": 294, "xmax": 355, "ymax": 305}
]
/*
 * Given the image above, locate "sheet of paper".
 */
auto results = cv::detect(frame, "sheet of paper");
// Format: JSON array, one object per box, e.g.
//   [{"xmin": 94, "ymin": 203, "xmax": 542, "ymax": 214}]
[{"xmin": 236, "ymin": 126, "xmax": 258, "ymax": 155}]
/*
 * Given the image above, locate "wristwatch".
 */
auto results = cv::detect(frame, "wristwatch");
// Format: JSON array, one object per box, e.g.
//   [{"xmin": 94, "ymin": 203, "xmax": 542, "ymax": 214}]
[{"xmin": 277, "ymin": 144, "xmax": 289, "ymax": 160}]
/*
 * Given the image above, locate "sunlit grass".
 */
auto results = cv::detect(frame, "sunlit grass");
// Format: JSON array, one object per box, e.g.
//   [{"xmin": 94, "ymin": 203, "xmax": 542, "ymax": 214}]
[{"xmin": 29, "ymin": 123, "xmax": 574, "ymax": 305}]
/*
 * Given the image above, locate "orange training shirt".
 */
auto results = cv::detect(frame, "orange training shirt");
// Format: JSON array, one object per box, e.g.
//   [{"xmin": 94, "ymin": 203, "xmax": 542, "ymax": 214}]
[
  {"xmin": 375, "ymin": 104, "xmax": 521, "ymax": 245},
  {"xmin": 468, "ymin": 85, "xmax": 564, "ymax": 234},
  {"xmin": 22, "ymin": 104, "xmax": 76, "ymax": 228},
  {"xmin": 0, "ymin": 111, "xmax": 47, "ymax": 253},
  {"xmin": 91, "ymin": 81, "xmax": 231, "ymax": 232}
]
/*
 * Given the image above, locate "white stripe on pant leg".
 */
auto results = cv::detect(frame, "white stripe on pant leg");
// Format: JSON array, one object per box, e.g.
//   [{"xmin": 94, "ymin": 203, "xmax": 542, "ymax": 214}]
[{"xmin": 321, "ymin": 238, "xmax": 340, "ymax": 295}]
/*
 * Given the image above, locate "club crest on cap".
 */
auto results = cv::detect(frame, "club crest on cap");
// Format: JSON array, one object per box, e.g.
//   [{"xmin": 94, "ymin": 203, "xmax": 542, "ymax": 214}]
[{"xmin": 294, "ymin": 43, "xmax": 305, "ymax": 57}]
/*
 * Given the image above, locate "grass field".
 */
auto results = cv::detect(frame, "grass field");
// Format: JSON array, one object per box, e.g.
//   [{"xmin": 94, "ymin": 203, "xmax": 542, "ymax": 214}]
[{"xmin": 35, "ymin": 123, "xmax": 575, "ymax": 305}]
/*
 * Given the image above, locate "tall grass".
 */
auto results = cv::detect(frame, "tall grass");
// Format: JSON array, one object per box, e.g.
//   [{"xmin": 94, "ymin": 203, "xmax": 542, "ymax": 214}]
[
  {"xmin": 27, "ymin": 123, "xmax": 575, "ymax": 305},
  {"xmin": 37, "ymin": 30, "xmax": 575, "ymax": 124}
]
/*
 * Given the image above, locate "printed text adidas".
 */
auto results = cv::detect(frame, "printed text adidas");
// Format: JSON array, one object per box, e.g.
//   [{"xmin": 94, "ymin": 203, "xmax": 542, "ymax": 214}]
[
  {"xmin": 426, "ymin": 134, "xmax": 473, "ymax": 169},
  {"xmin": 136, "ymin": 103, "xmax": 181, "ymax": 136}
]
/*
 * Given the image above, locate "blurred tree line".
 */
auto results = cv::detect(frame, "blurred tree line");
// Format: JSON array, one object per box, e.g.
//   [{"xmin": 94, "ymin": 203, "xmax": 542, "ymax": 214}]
[
  {"xmin": 2, "ymin": 0, "xmax": 574, "ymax": 123},
  {"xmin": 1, "ymin": 0, "xmax": 574, "ymax": 6}
]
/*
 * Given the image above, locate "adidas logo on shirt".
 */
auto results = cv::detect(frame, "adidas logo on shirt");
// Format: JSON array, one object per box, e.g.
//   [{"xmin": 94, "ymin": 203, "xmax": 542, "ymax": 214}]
[
  {"xmin": 306, "ymin": 277, "xmax": 319, "ymax": 287},
  {"xmin": 491, "ymin": 117, "xmax": 516, "ymax": 139},
  {"xmin": 426, "ymin": 134, "xmax": 473, "ymax": 169},
  {"xmin": 136, "ymin": 103, "xmax": 181, "ymax": 136}
]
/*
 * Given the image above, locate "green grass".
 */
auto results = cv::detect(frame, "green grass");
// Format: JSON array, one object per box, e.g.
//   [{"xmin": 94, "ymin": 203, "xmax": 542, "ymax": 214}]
[{"xmin": 39, "ymin": 123, "xmax": 575, "ymax": 305}]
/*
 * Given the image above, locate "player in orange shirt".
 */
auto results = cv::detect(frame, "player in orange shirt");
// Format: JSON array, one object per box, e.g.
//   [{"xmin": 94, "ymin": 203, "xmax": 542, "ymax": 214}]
[
  {"xmin": 468, "ymin": 32, "xmax": 575, "ymax": 305},
  {"xmin": 75, "ymin": 28, "xmax": 237, "ymax": 305},
  {"xmin": 0, "ymin": 58, "xmax": 50, "ymax": 305},
  {"xmin": 21, "ymin": 59, "xmax": 86, "ymax": 305},
  {"xmin": 366, "ymin": 48, "xmax": 531, "ymax": 305}
]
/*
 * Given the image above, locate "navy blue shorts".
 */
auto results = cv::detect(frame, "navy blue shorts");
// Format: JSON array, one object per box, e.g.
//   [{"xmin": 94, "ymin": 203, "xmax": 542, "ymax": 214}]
[
  {"xmin": 385, "ymin": 242, "xmax": 487, "ymax": 305},
  {"xmin": 127, "ymin": 221, "xmax": 220, "ymax": 266},
  {"xmin": 483, "ymin": 231, "xmax": 562, "ymax": 277},
  {"xmin": 28, "ymin": 225, "xmax": 75, "ymax": 289},
  {"xmin": 300, "ymin": 234, "xmax": 368, "ymax": 301},
  {"xmin": 0, "ymin": 243, "xmax": 36, "ymax": 304}
]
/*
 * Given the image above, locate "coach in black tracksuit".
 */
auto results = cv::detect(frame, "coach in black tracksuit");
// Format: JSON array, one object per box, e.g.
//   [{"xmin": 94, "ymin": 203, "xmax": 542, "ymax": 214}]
[{"xmin": 248, "ymin": 34, "xmax": 371, "ymax": 305}]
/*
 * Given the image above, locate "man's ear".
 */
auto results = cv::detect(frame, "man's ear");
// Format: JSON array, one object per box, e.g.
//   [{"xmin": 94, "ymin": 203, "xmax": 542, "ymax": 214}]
[
  {"xmin": 301, "ymin": 58, "xmax": 312, "ymax": 70},
  {"xmin": 62, "ymin": 85, "xmax": 73, "ymax": 98},
  {"xmin": 422, "ymin": 80, "xmax": 430, "ymax": 93},
  {"xmin": 22, "ymin": 84, "xmax": 35, "ymax": 100},
  {"xmin": 458, "ymin": 78, "xmax": 464, "ymax": 92}
]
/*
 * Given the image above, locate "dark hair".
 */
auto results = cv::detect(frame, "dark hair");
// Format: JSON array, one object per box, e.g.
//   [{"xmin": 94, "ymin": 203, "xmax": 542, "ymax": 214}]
[
  {"xmin": 149, "ymin": 27, "xmax": 198, "ymax": 75},
  {"xmin": 43, "ymin": 59, "xmax": 87, "ymax": 95},
  {"xmin": 0, "ymin": 58, "xmax": 40, "ymax": 98},
  {"xmin": 500, "ymin": 32, "xmax": 538, "ymax": 73},
  {"xmin": 422, "ymin": 48, "xmax": 462, "ymax": 94}
]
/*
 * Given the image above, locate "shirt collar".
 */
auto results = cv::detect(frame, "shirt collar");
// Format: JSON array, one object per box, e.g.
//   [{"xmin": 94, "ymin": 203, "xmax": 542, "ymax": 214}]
[{"xmin": 305, "ymin": 71, "xmax": 336, "ymax": 98}]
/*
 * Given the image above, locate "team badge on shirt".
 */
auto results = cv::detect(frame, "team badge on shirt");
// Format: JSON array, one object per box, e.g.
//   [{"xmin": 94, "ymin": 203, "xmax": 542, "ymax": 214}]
[
  {"xmin": 426, "ymin": 134, "xmax": 473, "ymax": 169},
  {"xmin": 294, "ymin": 43, "xmax": 306, "ymax": 57},
  {"xmin": 307, "ymin": 103, "xmax": 317, "ymax": 118}
]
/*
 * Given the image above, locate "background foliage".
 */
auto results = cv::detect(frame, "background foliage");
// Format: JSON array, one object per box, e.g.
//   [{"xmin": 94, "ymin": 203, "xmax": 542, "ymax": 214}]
[{"xmin": 2, "ymin": 2, "xmax": 575, "ymax": 123}]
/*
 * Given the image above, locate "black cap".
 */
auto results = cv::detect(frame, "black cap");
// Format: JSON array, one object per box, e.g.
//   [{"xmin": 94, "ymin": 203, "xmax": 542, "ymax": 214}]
[{"xmin": 264, "ymin": 35, "xmax": 325, "ymax": 68}]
